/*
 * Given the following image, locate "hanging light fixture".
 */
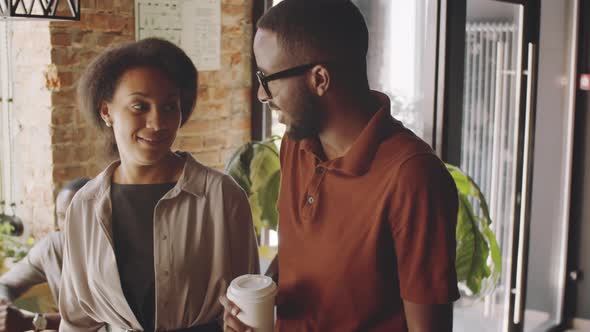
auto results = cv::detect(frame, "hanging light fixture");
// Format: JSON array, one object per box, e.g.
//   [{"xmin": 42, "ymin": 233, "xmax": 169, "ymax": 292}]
[{"xmin": 0, "ymin": 0, "xmax": 80, "ymax": 21}]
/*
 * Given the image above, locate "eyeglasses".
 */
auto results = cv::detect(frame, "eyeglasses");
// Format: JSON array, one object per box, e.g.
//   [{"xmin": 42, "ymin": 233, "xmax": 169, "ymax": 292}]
[{"xmin": 256, "ymin": 63, "xmax": 320, "ymax": 99}]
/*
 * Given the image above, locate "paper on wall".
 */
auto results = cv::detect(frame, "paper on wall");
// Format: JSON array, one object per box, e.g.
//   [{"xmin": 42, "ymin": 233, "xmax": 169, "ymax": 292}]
[{"xmin": 135, "ymin": 0, "xmax": 221, "ymax": 71}]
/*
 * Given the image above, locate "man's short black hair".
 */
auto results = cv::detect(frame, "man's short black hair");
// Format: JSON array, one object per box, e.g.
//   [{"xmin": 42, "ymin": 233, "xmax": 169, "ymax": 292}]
[{"xmin": 257, "ymin": 0, "xmax": 369, "ymax": 64}]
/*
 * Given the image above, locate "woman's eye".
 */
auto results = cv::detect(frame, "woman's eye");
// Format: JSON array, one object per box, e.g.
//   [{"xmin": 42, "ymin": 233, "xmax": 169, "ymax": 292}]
[{"xmin": 131, "ymin": 103, "xmax": 148, "ymax": 112}]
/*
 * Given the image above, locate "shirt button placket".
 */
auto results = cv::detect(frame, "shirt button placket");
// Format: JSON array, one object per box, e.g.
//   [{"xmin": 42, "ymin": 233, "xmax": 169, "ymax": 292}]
[
  {"xmin": 155, "ymin": 207, "xmax": 170, "ymax": 326},
  {"xmin": 303, "ymin": 165, "xmax": 326, "ymax": 219}
]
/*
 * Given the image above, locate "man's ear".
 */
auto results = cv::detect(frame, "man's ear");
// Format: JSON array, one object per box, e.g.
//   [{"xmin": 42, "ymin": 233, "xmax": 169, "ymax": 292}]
[{"xmin": 309, "ymin": 64, "xmax": 331, "ymax": 97}]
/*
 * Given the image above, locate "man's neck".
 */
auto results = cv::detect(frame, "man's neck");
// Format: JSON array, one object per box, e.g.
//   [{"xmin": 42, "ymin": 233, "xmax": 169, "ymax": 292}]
[
  {"xmin": 113, "ymin": 152, "xmax": 184, "ymax": 184},
  {"xmin": 318, "ymin": 92, "xmax": 379, "ymax": 160}
]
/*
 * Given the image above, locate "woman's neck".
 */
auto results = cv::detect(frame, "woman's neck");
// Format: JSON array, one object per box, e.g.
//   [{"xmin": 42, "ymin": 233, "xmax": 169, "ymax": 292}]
[{"xmin": 113, "ymin": 152, "xmax": 184, "ymax": 184}]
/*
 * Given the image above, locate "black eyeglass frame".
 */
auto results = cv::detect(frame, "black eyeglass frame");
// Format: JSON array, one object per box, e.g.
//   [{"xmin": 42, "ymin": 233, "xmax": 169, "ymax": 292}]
[{"xmin": 256, "ymin": 63, "xmax": 321, "ymax": 99}]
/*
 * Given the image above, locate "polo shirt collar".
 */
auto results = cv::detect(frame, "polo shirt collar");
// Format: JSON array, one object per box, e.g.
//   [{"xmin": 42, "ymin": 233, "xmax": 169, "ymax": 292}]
[{"xmin": 300, "ymin": 91, "xmax": 400, "ymax": 176}]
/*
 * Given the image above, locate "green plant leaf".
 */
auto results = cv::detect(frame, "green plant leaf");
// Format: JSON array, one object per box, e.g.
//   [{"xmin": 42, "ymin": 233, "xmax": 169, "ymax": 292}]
[
  {"xmin": 250, "ymin": 142, "xmax": 280, "ymax": 191},
  {"xmin": 257, "ymin": 171, "xmax": 280, "ymax": 230},
  {"xmin": 447, "ymin": 164, "xmax": 492, "ymax": 225},
  {"xmin": 225, "ymin": 137, "xmax": 281, "ymax": 235},
  {"xmin": 225, "ymin": 143, "xmax": 254, "ymax": 195},
  {"xmin": 455, "ymin": 194, "xmax": 491, "ymax": 295},
  {"xmin": 249, "ymin": 141, "xmax": 280, "ymax": 233},
  {"xmin": 447, "ymin": 163, "xmax": 503, "ymax": 296},
  {"xmin": 447, "ymin": 164, "xmax": 473, "ymax": 194},
  {"xmin": 248, "ymin": 193, "xmax": 264, "ymax": 235},
  {"xmin": 0, "ymin": 222, "xmax": 33, "ymax": 264},
  {"xmin": 480, "ymin": 217, "xmax": 502, "ymax": 275}
]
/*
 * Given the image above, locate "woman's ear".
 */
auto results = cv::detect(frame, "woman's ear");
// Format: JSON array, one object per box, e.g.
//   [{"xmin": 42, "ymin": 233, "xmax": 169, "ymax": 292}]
[
  {"xmin": 309, "ymin": 64, "xmax": 331, "ymax": 97},
  {"xmin": 100, "ymin": 102, "xmax": 112, "ymax": 127}
]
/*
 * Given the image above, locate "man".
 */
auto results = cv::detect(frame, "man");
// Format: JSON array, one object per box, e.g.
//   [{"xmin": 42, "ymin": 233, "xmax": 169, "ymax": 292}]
[
  {"xmin": 0, "ymin": 178, "xmax": 89, "ymax": 332},
  {"xmin": 222, "ymin": 0, "xmax": 459, "ymax": 331}
]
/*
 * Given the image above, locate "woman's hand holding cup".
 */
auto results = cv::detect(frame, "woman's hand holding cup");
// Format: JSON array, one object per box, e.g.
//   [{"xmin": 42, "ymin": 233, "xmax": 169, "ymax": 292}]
[
  {"xmin": 221, "ymin": 274, "xmax": 278, "ymax": 332},
  {"xmin": 219, "ymin": 295, "xmax": 253, "ymax": 332}
]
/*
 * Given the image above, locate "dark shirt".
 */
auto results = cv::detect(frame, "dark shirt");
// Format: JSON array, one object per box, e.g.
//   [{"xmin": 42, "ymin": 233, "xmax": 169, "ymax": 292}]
[{"xmin": 111, "ymin": 182, "xmax": 176, "ymax": 332}]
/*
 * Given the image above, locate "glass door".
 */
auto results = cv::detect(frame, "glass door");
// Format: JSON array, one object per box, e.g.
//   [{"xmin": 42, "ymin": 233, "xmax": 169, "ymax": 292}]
[
  {"xmin": 449, "ymin": 0, "xmax": 540, "ymax": 331},
  {"xmin": 448, "ymin": 0, "xmax": 580, "ymax": 330},
  {"xmin": 522, "ymin": 0, "xmax": 579, "ymax": 330}
]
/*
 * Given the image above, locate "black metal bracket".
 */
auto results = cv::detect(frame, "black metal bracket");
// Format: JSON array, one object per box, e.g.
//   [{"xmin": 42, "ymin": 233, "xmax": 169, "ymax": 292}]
[{"xmin": 0, "ymin": 0, "xmax": 80, "ymax": 21}]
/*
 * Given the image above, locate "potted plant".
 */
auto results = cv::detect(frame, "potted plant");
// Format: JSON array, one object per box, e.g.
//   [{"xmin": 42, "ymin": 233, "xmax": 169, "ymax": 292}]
[
  {"xmin": 0, "ymin": 202, "xmax": 33, "ymax": 273},
  {"xmin": 0, "ymin": 202, "xmax": 24, "ymax": 236},
  {"xmin": 225, "ymin": 136, "xmax": 281, "ymax": 236},
  {"xmin": 226, "ymin": 137, "xmax": 501, "ymax": 297},
  {"xmin": 446, "ymin": 165, "xmax": 501, "ymax": 298}
]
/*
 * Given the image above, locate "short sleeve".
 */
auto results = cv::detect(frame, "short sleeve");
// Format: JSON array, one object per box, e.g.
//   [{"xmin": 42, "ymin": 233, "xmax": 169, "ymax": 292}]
[{"xmin": 389, "ymin": 153, "xmax": 460, "ymax": 304}]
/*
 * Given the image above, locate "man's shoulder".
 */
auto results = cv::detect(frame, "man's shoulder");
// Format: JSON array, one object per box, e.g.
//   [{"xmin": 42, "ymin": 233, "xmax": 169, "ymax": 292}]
[
  {"xmin": 279, "ymin": 134, "xmax": 298, "ymax": 156},
  {"xmin": 278, "ymin": 135, "xmax": 303, "ymax": 170},
  {"xmin": 20, "ymin": 231, "xmax": 60, "ymax": 267},
  {"xmin": 378, "ymin": 131, "xmax": 455, "ymax": 198},
  {"xmin": 46, "ymin": 231, "xmax": 64, "ymax": 257},
  {"xmin": 32, "ymin": 231, "xmax": 62, "ymax": 251},
  {"xmin": 29, "ymin": 232, "xmax": 64, "ymax": 271},
  {"xmin": 376, "ymin": 127, "xmax": 438, "ymax": 169}
]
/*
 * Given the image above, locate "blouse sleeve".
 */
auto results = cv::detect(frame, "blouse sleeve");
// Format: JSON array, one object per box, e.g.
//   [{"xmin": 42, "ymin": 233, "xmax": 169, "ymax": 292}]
[
  {"xmin": 59, "ymin": 202, "xmax": 104, "ymax": 332},
  {"xmin": 224, "ymin": 176, "xmax": 260, "ymax": 278}
]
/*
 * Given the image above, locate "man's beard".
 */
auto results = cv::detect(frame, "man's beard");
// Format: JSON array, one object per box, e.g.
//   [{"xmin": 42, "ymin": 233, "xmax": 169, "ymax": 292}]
[{"xmin": 286, "ymin": 88, "xmax": 324, "ymax": 141}]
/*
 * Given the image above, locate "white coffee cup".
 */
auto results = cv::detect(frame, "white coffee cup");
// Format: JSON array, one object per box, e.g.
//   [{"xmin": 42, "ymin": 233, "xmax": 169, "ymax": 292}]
[{"xmin": 226, "ymin": 274, "xmax": 277, "ymax": 332}]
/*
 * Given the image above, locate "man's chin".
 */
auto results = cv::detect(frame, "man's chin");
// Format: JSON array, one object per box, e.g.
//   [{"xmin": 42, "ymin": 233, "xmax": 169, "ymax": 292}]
[
  {"xmin": 286, "ymin": 126, "xmax": 314, "ymax": 141},
  {"xmin": 277, "ymin": 111, "xmax": 286, "ymax": 125},
  {"xmin": 285, "ymin": 130, "xmax": 302, "ymax": 141}
]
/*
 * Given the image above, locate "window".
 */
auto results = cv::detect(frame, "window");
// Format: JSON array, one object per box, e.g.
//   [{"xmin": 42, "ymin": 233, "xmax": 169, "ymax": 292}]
[
  {"xmin": 256, "ymin": 0, "xmax": 286, "ymax": 142},
  {"xmin": 0, "ymin": 21, "xmax": 14, "ymax": 205},
  {"xmin": 353, "ymin": 0, "xmax": 439, "ymax": 142}
]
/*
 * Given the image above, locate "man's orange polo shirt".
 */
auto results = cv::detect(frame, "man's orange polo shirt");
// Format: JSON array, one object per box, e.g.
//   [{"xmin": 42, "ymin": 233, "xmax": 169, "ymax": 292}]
[{"xmin": 275, "ymin": 91, "xmax": 460, "ymax": 331}]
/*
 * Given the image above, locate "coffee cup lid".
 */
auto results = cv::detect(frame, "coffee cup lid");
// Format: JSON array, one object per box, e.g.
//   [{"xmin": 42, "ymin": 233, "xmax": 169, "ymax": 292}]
[{"xmin": 228, "ymin": 274, "xmax": 277, "ymax": 301}]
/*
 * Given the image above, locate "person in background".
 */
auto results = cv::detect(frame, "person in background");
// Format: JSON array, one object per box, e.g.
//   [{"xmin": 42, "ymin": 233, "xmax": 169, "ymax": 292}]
[
  {"xmin": 222, "ymin": 0, "xmax": 460, "ymax": 331},
  {"xmin": 59, "ymin": 38, "xmax": 259, "ymax": 332},
  {"xmin": 0, "ymin": 178, "xmax": 90, "ymax": 332}
]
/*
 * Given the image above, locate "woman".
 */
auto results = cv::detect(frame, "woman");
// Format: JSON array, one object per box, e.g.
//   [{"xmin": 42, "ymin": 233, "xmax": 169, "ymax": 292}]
[{"xmin": 59, "ymin": 38, "xmax": 259, "ymax": 332}]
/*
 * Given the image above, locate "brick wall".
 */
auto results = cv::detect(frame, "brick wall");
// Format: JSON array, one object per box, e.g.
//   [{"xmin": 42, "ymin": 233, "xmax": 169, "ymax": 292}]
[
  {"xmin": 49, "ymin": 0, "xmax": 136, "ymax": 191},
  {"xmin": 11, "ymin": 21, "xmax": 54, "ymax": 237},
  {"xmin": 8, "ymin": 0, "xmax": 253, "ymax": 238},
  {"xmin": 174, "ymin": 0, "xmax": 253, "ymax": 169}
]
